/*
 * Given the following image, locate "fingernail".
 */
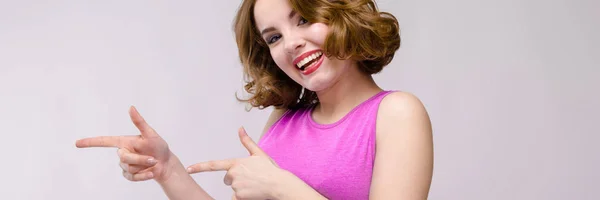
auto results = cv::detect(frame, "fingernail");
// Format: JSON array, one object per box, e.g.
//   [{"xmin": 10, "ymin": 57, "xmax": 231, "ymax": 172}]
[
  {"xmin": 147, "ymin": 158, "xmax": 157, "ymax": 164},
  {"xmin": 148, "ymin": 172, "xmax": 154, "ymax": 178},
  {"xmin": 186, "ymin": 167, "xmax": 192, "ymax": 173}
]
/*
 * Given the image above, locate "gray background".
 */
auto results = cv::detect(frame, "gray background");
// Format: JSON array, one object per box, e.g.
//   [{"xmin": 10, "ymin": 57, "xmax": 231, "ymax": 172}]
[{"xmin": 0, "ymin": 0, "xmax": 598, "ymax": 199}]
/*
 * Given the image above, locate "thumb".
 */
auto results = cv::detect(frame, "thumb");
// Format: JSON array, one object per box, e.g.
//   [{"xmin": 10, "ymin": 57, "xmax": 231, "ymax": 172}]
[
  {"xmin": 129, "ymin": 106, "xmax": 159, "ymax": 138},
  {"xmin": 238, "ymin": 127, "xmax": 266, "ymax": 156}
]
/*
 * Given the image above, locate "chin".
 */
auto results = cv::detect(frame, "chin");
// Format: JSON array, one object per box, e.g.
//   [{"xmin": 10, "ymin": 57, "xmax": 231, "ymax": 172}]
[
  {"xmin": 304, "ymin": 83, "xmax": 328, "ymax": 92},
  {"xmin": 290, "ymin": 57, "xmax": 349, "ymax": 93},
  {"xmin": 300, "ymin": 70, "xmax": 337, "ymax": 92}
]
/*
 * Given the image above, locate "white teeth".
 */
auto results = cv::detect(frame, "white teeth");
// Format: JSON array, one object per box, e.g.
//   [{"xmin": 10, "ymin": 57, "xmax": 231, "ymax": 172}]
[
  {"xmin": 301, "ymin": 57, "xmax": 310, "ymax": 66},
  {"xmin": 296, "ymin": 52, "xmax": 322, "ymax": 69}
]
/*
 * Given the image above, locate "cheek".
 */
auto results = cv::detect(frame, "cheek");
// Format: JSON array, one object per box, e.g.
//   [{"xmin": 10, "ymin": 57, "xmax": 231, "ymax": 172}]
[
  {"xmin": 308, "ymin": 23, "xmax": 329, "ymax": 45},
  {"xmin": 270, "ymin": 47, "xmax": 305, "ymax": 85},
  {"xmin": 270, "ymin": 48, "xmax": 287, "ymax": 69},
  {"xmin": 270, "ymin": 48, "xmax": 296, "ymax": 75}
]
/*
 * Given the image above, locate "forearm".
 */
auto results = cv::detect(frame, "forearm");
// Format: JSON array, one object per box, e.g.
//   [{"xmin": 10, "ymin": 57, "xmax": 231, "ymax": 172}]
[
  {"xmin": 273, "ymin": 171, "xmax": 328, "ymax": 200},
  {"xmin": 156, "ymin": 152, "xmax": 214, "ymax": 200}
]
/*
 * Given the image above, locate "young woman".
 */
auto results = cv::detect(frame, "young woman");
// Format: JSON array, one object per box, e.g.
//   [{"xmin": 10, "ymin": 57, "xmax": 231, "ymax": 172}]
[{"xmin": 75, "ymin": 0, "xmax": 434, "ymax": 199}]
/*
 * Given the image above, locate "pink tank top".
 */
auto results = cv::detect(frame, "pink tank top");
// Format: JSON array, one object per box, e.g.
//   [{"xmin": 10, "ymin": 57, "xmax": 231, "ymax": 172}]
[{"xmin": 258, "ymin": 91, "xmax": 394, "ymax": 200}]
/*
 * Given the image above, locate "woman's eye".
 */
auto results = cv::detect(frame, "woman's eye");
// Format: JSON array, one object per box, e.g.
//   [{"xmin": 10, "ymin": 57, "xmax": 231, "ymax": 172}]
[
  {"xmin": 298, "ymin": 17, "xmax": 308, "ymax": 25},
  {"xmin": 267, "ymin": 34, "xmax": 281, "ymax": 44}
]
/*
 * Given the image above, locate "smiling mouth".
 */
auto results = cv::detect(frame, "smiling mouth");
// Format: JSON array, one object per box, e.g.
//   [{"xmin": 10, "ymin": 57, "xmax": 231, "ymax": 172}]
[{"xmin": 296, "ymin": 51, "xmax": 323, "ymax": 71}]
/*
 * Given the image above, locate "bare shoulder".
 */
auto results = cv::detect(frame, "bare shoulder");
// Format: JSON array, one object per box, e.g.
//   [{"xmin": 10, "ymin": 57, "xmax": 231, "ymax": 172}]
[
  {"xmin": 377, "ymin": 91, "xmax": 431, "ymax": 130},
  {"xmin": 375, "ymin": 91, "xmax": 432, "ymax": 143},
  {"xmin": 370, "ymin": 91, "xmax": 434, "ymax": 199},
  {"xmin": 259, "ymin": 108, "xmax": 288, "ymax": 139}
]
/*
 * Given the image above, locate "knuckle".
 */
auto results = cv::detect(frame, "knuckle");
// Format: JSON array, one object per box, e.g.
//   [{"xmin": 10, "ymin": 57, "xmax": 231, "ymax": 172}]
[
  {"xmin": 132, "ymin": 176, "xmax": 143, "ymax": 182},
  {"xmin": 231, "ymin": 181, "xmax": 243, "ymax": 189},
  {"xmin": 122, "ymin": 171, "xmax": 131, "ymax": 181},
  {"xmin": 228, "ymin": 168, "xmax": 240, "ymax": 177},
  {"xmin": 229, "ymin": 162, "xmax": 240, "ymax": 169},
  {"xmin": 131, "ymin": 166, "xmax": 141, "ymax": 173},
  {"xmin": 137, "ymin": 156, "xmax": 146, "ymax": 164},
  {"xmin": 119, "ymin": 163, "xmax": 128, "ymax": 172},
  {"xmin": 126, "ymin": 165, "xmax": 134, "ymax": 173},
  {"xmin": 208, "ymin": 162, "xmax": 218, "ymax": 171}
]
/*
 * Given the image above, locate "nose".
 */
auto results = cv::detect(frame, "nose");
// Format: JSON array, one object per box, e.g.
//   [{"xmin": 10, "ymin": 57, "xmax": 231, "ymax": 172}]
[{"xmin": 284, "ymin": 33, "xmax": 305, "ymax": 55}]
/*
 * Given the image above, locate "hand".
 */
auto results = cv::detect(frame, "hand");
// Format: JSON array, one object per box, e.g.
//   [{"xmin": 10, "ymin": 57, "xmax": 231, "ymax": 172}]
[
  {"xmin": 187, "ymin": 127, "xmax": 285, "ymax": 200},
  {"xmin": 75, "ymin": 106, "xmax": 174, "ymax": 182}
]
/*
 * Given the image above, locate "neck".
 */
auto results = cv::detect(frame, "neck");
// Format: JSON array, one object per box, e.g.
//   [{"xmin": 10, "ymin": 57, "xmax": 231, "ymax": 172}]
[{"xmin": 312, "ymin": 65, "xmax": 383, "ymax": 123}]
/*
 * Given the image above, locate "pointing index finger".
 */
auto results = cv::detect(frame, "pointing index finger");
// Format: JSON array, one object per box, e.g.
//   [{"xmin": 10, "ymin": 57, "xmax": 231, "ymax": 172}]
[
  {"xmin": 75, "ymin": 136, "xmax": 132, "ymax": 148},
  {"xmin": 187, "ymin": 159, "xmax": 237, "ymax": 174}
]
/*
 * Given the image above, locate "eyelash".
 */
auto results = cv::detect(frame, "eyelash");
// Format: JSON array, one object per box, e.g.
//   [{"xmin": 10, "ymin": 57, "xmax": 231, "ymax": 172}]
[{"xmin": 266, "ymin": 17, "xmax": 309, "ymax": 45}]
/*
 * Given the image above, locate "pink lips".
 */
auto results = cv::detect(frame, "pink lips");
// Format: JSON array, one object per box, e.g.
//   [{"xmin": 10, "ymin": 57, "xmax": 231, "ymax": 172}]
[
  {"xmin": 293, "ymin": 49, "xmax": 322, "ymax": 66},
  {"xmin": 301, "ymin": 54, "xmax": 324, "ymax": 75},
  {"xmin": 293, "ymin": 49, "xmax": 324, "ymax": 76}
]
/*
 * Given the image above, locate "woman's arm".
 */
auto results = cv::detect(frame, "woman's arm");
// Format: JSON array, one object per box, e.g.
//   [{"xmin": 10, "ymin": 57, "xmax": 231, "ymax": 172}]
[
  {"xmin": 158, "ymin": 108, "xmax": 290, "ymax": 200},
  {"xmin": 157, "ymin": 108, "xmax": 289, "ymax": 200},
  {"xmin": 369, "ymin": 92, "xmax": 434, "ymax": 200},
  {"xmin": 155, "ymin": 152, "xmax": 215, "ymax": 200}
]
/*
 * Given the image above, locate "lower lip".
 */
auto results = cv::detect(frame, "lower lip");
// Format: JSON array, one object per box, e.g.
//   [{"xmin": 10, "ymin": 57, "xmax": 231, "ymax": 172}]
[{"xmin": 300, "ymin": 55, "xmax": 324, "ymax": 75}]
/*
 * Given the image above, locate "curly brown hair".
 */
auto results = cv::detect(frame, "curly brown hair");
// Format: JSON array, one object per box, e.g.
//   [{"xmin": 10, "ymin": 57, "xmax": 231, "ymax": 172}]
[{"xmin": 234, "ymin": 0, "xmax": 401, "ymax": 110}]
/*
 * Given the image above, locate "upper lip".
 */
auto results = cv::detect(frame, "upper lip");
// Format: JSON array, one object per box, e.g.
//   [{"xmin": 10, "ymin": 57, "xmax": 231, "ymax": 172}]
[{"xmin": 293, "ymin": 49, "xmax": 322, "ymax": 66}]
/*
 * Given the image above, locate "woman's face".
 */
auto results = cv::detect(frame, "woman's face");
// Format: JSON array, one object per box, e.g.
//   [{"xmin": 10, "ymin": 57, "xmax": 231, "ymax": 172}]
[{"xmin": 253, "ymin": 0, "xmax": 354, "ymax": 92}]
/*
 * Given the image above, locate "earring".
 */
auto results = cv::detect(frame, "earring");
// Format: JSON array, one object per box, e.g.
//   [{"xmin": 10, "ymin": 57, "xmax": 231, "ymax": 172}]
[{"xmin": 300, "ymin": 87, "xmax": 305, "ymax": 99}]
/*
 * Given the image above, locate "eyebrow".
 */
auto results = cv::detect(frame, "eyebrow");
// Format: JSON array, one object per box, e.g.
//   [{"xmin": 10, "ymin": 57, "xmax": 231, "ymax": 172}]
[{"xmin": 260, "ymin": 10, "xmax": 297, "ymax": 37}]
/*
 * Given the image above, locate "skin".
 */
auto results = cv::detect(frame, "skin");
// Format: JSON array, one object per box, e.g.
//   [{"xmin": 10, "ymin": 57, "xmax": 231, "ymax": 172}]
[{"xmin": 75, "ymin": 0, "xmax": 434, "ymax": 199}]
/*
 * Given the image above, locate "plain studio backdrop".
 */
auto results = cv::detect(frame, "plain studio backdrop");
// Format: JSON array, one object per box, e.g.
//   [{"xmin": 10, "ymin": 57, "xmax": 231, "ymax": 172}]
[{"xmin": 0, "ymin": 0, "xmax": 598, "ymax": 199}]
